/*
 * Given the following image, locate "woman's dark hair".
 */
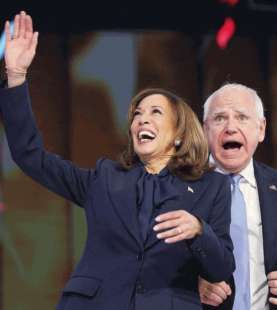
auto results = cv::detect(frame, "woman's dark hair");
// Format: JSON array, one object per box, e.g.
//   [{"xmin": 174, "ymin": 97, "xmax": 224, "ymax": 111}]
[{"xmin": 119, "ymin": 88, "xmax": 210, "ymax": 180}]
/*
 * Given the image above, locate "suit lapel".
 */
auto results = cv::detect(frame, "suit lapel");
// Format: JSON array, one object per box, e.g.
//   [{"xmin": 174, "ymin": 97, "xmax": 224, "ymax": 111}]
[
  {"xmin": 107, "ymin": 165, "xmax": 143, "ymax": 248},
  {"xmin": 254, "ymin": 161, "xmax": 277, "ymax": 272}
]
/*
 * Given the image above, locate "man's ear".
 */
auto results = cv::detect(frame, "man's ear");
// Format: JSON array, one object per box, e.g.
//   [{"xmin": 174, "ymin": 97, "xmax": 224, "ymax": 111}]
[{"xmin": 258, "ymin": 118, "xmax": 266, "ymax": 143}]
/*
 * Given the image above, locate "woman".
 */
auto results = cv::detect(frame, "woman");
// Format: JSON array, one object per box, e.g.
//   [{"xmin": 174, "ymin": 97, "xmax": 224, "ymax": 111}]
[{"xmin": 1, "ymin": 12, "xmax": 234, "ymax": 310}]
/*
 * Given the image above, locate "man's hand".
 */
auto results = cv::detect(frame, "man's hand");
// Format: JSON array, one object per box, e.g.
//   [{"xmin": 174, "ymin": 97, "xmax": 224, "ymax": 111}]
[
  {"xmin": 153, "ymin": 210, "xmax": 202, "ymax": 243},
  {"xmin": 199, "ymin": 277, "xmax": 232, "ymax": 306},
  {"xmin": 268, "ymin": 271, "xmax": 277, "ymax": 305}
]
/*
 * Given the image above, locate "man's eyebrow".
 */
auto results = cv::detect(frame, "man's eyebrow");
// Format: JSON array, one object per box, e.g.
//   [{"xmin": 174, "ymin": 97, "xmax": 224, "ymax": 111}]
[
  {"xmin": 212, "ymin": 111, "xmax": 227, "ymax": 116},
  {"xmin": 234, "ymin": 109, "xmax": 248, "ymax": 114},
  {"xmin": 211, "ymin": 109, "xmax": 249, "ymax": 115}
]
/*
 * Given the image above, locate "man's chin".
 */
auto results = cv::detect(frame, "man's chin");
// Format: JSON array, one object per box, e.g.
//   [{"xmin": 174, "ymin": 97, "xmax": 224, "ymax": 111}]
[
  {"xmin": 221, "ymin": 147, "xmax": 243, "ymax": 158},
  {"xmin": 217, "ymin": 157, "xmax": 248, "ymax": 174}
]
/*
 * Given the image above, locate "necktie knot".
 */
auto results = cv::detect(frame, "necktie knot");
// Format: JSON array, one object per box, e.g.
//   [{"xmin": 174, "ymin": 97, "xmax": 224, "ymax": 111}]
[{"xmin": 230, "ymin": 174, "xmax": 242, "ymax": 186}]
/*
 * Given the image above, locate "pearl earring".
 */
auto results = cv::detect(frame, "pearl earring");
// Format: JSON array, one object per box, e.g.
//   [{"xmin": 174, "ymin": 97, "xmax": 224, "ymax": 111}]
[{"xmin": 174, "ymin": 139, "xmax": 181, "ymax": 147}]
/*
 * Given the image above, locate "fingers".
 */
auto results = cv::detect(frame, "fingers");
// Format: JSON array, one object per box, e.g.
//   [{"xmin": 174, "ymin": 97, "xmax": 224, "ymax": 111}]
[
  {"xmin": 201, "ymin": 292, "xmax": 223, "ymax": 306},
  {"xmin": 201, "ymin": 294, "xmax": 222, "ymax": 307},
  {"xmin": 155, "ymin": 210, "xmax": 185, "ymax": 222},
  {"xmin": 5, "ymin": 12, "xmax": 31, "ymax": 42},
  {"xmin": 160, "ymin": 232, "xmax": 188, "ymax": 244},
  {"xmin": 24, "ymin": 14, "xmax": 34, "ymax": 43},
  {"xmin": 153, "ymin": 216, "xmax": 183, "ymax": 243},
  {"xmin": 154, "ymin": 211, "xmax": 184, "ymax": 243},
  {"xmin": 25, "ymin": 14, "xmax": 33, "ymax": 35},
  {"xmin": 6, "ymin": 10, "xmax": 37, "ymax": 52},
  {"xmin": 19, "ymin": 11, "xmax": 27, "ymax": 38},
  {"xmin": 268, "ymin": 271, "xmax": 277, "ymax": 280},
  {"xmin": 13, "ymin": 14, "xmax": 20, "ymax": 38},
  {"xmin": 153, "ymin": 218, "xmax": 180, "ymax": 231},
  {"xmin": 268, "ymin": 272, "xmax": 277, "ymax": 297},
  {"xmin": 269, "ymin": 297, "xmax": 277, "ymax": 305},
  {"xmin": 211, "ymin": 282, "xmax": 231, "ymax": 298},
  {"xmin": 154, "ymin": 210, "xmax": 202, "ymax": 243},
  {"xmin": 5, "ymin": 21, "xmax": 12, "ymax": 42},
  {"xmin": 268, "ymin": 272, "xmax": 277, "ymax": 304},
  {"xmin": 199, "ymin": 279, "xmax": 231, "ymax": 307},
  {"xmin": 157, "ymin": 227, "xmax": 184, "ymax": 242},
  {"xmin": 14, "ymin": 11, "xmax": 33, "ymax": 39},
  {"xmin": 199, "ymin": 279, "xmax": 222, "ymax": 306},
  {"xmin": 219, "ymin": 282, "xmax": 232, "ymax": 295},
  {"xmin": 29, "ymin": 31, "xmax": 39, "ymax": 54},
  {"xmin": 268, "ymin": 280, "xmax": 277, "ymax": 295}
]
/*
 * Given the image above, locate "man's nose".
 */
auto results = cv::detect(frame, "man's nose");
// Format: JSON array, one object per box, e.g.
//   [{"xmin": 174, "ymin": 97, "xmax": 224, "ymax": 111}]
[{"xmin": 225, "ymin": 118, "xmax": 238, "ymax": 134}]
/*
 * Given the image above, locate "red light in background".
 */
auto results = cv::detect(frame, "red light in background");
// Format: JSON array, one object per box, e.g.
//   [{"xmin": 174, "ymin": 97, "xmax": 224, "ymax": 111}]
[
  {"xmin": 219, "ymin": 0, "xmax": 239, "ymax": 6},
  {"xmin": 216, "ymin": 17, "xmax": 236, "ymax": 49}
]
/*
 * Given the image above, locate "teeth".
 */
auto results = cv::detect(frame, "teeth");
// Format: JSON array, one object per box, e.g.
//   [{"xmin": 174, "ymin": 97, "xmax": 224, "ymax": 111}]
[{"xmin": 138, "ymin": 130, "xmax": 156, "ymax": 140}]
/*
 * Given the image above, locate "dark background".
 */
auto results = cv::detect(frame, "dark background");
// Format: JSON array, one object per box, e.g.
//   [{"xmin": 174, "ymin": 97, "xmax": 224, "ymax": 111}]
[{"xmin": 1, "ymin": 1, "xmax": 277, "ymax": 34}]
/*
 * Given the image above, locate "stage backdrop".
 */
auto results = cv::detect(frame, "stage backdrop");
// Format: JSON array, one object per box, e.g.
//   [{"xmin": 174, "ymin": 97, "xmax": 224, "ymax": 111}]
[{"xmin": 1, "ymin": 30, "xmax": 277, "ymax": 310}]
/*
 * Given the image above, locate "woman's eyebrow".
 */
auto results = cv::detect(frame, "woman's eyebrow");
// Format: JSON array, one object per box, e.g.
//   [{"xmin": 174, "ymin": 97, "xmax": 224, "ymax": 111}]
[{"xmin": 151, "ymin": 105, "xmax": 164, "ymax": 109}]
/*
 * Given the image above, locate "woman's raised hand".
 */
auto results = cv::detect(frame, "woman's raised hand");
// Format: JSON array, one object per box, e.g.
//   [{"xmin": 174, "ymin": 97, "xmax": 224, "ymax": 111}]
[{"xmin": 4, "ymin": 11, "xmax": 38, "ymax": 87}]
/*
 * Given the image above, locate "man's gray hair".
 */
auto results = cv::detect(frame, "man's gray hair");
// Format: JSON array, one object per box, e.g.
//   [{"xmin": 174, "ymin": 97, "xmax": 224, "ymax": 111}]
[{"xmin": 203, "ymin": 83, "xmax": 265, "ymax": 121}]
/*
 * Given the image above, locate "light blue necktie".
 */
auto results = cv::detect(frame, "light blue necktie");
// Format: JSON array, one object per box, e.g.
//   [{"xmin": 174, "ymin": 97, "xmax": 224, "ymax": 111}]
[{"xmin": 230, "ymin": 175, "xmax": 251, "ymax": 310}]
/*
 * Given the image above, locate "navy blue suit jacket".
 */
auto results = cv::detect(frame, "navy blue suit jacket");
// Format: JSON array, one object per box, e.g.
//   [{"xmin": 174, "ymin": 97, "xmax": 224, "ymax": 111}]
[
  {"xmin": 203, "ymin": 161, "xmax": 277, "ymax": 310},
  {"xmin": 255, "ymin": 161, "xmax": 277, "ymax": 310},
  {"xmin": 0, "ymin": 82, "xmax": 235, "ymax": 310}
]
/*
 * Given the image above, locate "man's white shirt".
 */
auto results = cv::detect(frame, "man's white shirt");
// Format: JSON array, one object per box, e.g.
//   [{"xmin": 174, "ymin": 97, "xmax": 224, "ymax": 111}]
[{"xmin": 211, "ymin": 157, "xmax": 269, "ymax": 309}]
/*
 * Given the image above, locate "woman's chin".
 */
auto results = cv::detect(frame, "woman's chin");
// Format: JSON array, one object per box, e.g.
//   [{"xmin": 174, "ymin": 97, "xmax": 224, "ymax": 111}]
[{"xmin": 136, "ymin": 151, "xmax": 156, "ymax": 163}]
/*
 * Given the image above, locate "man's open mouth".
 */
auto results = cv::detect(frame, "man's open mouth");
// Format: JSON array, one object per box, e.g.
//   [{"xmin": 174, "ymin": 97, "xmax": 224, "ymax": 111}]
[{"xmin": 222, "ymin": 141, "xmax": 243, "ymax": 150}]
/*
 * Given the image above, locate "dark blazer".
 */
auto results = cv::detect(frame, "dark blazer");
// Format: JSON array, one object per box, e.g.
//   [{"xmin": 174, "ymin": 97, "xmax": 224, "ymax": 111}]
[
  {"xmin": 0, "ymin": 82, "xmax": 235, "ymax": 310},
  {"xmin": 203, "ymin": 161, "xmax": 277, "ymax": 310},
  {"xmin": 255, "ymin": 161, "xmax": 277, "ymax": 310}
]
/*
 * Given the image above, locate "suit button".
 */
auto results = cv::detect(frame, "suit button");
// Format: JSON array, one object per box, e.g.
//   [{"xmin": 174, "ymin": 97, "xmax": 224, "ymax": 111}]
[
  {"xmin": 136, "ymin": 282, "xmax": 145, "ymax": 294},
  {"xmin": 137, "ymin": 253, "xmax": 143, "ymax": 261}
]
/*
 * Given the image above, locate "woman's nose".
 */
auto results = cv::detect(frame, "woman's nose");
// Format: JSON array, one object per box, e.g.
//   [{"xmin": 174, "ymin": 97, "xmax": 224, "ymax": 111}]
[{"xmin": 138, "ymin": 114, "xmax": 150, "ymax": 125}]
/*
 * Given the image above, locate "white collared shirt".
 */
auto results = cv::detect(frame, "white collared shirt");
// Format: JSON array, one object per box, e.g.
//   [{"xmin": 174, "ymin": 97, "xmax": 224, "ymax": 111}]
[{"xmin": 211, "ymin": 157, "xmax": 269, "ymax": 310}]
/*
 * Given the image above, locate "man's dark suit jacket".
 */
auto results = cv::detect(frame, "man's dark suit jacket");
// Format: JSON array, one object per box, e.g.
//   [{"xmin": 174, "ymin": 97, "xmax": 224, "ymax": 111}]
[
  {"xmin": 203, "ymin": 161, "xmax": 277, "ymax": 310},
  {"xmin": 0, "ymin": 82, "xmax": 235, "ymax": 310},
  {"xmin": 255, "ymin": 161, "xmax": 277, "ymax": 310}
]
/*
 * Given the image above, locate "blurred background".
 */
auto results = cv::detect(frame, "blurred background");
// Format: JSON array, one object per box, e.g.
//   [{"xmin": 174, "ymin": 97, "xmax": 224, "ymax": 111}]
[{"xmin": 0, "ymin": 1, "xmax": 277, "ymax": 309}]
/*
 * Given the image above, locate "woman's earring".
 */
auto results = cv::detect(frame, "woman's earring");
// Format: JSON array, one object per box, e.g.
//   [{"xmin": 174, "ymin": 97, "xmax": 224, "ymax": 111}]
[{"xmin": 174, "ymin": 139, "xmax": 181, "ymax": 147}]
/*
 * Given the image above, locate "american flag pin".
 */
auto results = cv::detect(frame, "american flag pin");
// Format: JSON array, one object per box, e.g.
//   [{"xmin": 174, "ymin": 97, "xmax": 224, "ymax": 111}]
[
  {"xmin": 188, "ymin": 186, "xmax": 194, "ymax": 193},
  {"xmin": 269, "ymin": 184, "xmax": 277, "ymax": 191}
]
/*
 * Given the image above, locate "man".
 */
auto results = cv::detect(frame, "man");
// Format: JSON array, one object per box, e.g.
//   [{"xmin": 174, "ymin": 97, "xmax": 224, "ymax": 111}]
[{"xmin": 199, "ymin": 83, "xmax": 277, "ymax": 309}]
